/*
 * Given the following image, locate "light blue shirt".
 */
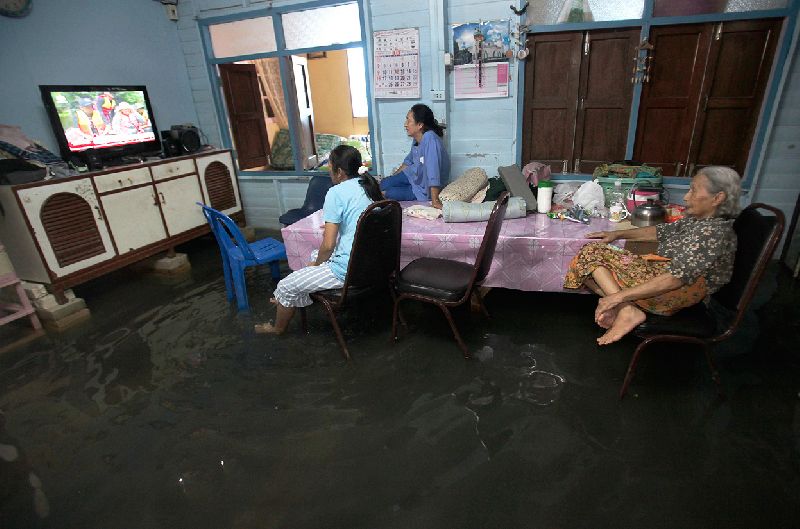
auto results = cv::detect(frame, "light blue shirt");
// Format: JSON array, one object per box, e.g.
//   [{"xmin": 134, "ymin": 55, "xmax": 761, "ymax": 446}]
[
  {"xmin": 402, "ymin": 130, "xmax": 450, "ymax": 201},
  {"xmin": 322, "ymin": 177, "xmax": 373, "ymax": 280}
]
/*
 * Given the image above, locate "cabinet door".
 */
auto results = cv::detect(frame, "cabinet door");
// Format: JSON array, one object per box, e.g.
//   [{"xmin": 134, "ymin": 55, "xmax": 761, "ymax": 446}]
[
  {"xmin": 633, "ymin": 24, "xmax": 712, "ymax": 176},
  {"xmin": 17, "ymin": 178, "xmax": 115, "ymax": 278},
  {"xmin": 196, "ymin": 151, "xmax": 242, "ymax": 216},
  {"xmin": 573, "ymin": 28, "xmax": 639, "ymax": 174},
  {"xmin": 688, "ymin": 19, "xmax": 781, "ymax": 175},
  {"xmin": 155, "ymin": 175, "xmax": 206, "ymax": 236},
  {"xmin": 100, "ymin": 187, "xmax": 167, "ymax": 254},
  {"xmin": 522, "ymin": 32, "xmax": 582, "ymax": 171}
]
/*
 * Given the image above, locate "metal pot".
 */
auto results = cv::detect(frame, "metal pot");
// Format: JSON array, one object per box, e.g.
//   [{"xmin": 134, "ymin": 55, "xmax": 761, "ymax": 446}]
[{"xmin": 632, "ymin": 198, "xmax": 667, "ymax": 227}]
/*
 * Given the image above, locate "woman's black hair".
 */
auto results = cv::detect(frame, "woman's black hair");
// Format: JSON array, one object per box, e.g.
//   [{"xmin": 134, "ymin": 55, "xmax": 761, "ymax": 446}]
[
  {"xmin": 410, "ymin": 103, "xmax": 445, "ymax": 137},
  {"xmin": 328, "ymin": 144, "xmax": 383, "ymax": 202}
]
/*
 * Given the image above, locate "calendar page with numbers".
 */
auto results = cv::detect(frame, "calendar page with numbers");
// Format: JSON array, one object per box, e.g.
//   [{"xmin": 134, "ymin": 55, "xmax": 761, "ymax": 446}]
[{"xmin": 373, "ymin": 28, "xmax": 420, "ymax": 99}]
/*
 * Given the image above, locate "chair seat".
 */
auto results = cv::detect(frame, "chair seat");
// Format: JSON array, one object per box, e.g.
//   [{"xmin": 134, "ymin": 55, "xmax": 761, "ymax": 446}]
[
  {"xmin": 312, "ymin": 284, "xmax": 382, "ymax": 304},
  {"xmin": 228, "ymin": 237, "xmax": 286, "ymax": 264},
  {"xmin": 634, "ymin": 303, "xmax": 718, "ymax": 339},
  {"xmin": 279, "ymin": 208, "xmax": 311, "ymax": 226},
  {"xmin": 396, "ymin": 257, "xmax": 474, "ymax": 302}
]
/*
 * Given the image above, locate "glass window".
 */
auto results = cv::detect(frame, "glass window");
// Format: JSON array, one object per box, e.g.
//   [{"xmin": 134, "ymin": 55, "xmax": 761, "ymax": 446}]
[
  {"xmin": 654, "ymin": 0, "xmax": 788, "ymax": 17},
  {"xmin": 209, "ymin": 17, "xmax": 276, "ymax": 58},
  {"xmin": 282, "ymin": 3, "xmax": 362, "ymax": 50},
  {"xmin": 347, "ymin": 48, "xmax": 368, "ymax": 118},
  {"xmin": 525, "ymin": 0, "xmax": 643, "ymax": 25}
]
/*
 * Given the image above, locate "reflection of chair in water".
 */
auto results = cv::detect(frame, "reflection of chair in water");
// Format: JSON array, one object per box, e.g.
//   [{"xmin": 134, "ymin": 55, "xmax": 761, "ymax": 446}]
[
  {"xmin": 620, "ymin": 203, "xmax": 785, "ymax": 399},
  {"xmin": 300, "ymin": 200, "xmax": 402, "ymax": 360},
  {"xmin": 198, "ymin": 203, "xmax": 286, "ymax": 311},
  {"xmin": 391, "ymin": 192, "xmax": 510, "ymax": 358},
  {"xmin": 279, "ymin": 174, "xmax": 332, "ymax": 226}
]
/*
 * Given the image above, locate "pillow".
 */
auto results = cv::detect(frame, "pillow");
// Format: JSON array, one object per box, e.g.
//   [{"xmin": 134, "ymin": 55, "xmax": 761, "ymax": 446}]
[{"xmin": 439, "ymin": 167, "xmax": 489, "ymax": 202}]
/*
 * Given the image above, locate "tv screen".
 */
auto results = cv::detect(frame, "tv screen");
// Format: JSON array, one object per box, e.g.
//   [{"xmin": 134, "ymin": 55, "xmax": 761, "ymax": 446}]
[{"xmin": 39, "ymin": 85, "xmax": 160, "ymax": 161}]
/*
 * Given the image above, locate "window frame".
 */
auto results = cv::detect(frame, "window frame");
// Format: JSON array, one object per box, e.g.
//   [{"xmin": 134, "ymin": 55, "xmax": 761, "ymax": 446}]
[
  {"xmin": 198, "ymin": 0, "xmax": 373, "ymax": 177},
  {"xmin": 517, "ymin": 0, "xmax": 797, "ymax": 188}
]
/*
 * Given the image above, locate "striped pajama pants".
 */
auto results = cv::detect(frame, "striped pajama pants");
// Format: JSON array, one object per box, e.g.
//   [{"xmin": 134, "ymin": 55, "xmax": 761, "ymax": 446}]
[{"xmin": 272, "ymin": 263, "xmax": 344, "ymax": 308}]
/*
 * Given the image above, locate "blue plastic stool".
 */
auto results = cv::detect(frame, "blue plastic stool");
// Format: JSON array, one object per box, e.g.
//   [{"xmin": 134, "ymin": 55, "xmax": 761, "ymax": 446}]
[{"xmin": 198, "ymin": 203, "xmax": 286, "ymax": 311}]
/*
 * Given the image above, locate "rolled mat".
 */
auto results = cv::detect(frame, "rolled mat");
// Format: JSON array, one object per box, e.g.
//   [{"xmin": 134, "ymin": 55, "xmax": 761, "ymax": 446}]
[{"xmin": 442, "ymin": 196, "xmax": 527, "ymax": 223}]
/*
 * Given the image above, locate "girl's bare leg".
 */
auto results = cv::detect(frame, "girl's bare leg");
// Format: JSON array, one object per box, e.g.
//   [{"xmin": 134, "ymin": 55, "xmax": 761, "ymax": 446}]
[{"xmin": 255, "ymin": 302, "xmax": 296, "ymax": 334}]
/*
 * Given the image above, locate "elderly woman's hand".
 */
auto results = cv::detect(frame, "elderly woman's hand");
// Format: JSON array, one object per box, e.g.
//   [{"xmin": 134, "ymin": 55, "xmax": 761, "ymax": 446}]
[
  {"xmin": 585, "ymin": 231, "xmax": 618, "ymax": 244},
  {"xmin": 595, "ymin": 291, "xmax": 625, "ymax": 324}
]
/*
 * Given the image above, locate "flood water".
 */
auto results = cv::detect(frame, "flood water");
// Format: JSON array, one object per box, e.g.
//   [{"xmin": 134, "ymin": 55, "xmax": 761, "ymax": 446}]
[{"xmin": 1, "ymin": 234, "xmax": 799, "ymax": 529}]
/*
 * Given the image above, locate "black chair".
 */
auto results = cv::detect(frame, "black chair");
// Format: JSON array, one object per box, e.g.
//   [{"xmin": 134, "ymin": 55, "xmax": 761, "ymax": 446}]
[
  {"xmin": 279, "ymin": 174, "xmax": 333, "ymax": 226},
  {"xmin": 620, "ymin": 203, "xmax": 786, "ymax": 399},
  {"xmin": 391, "ymin": 192, "xmax": 511, "ymax": 358},
  {"xmin": 300, "ymin": 200, "xmax": 402, "ymax": 360}
]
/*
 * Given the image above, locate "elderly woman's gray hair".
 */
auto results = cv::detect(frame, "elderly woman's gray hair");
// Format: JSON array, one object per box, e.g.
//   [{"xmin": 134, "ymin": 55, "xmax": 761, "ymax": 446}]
[{"xmin": 697, "ymin": 166, "xmax": 741, "ymax": 218}]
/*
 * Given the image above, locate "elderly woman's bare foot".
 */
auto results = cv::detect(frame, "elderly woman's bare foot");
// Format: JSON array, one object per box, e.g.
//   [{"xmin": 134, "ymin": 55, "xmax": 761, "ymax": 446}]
[
  {"xmin": 254, "ymin": 322, "xmax": 283, "ymax": 335},
  {"xmin": 596, "ymin": 307, "xmax": 618, "ymax": 329},
  {"xmin": 597, "ymin": 304, "xmax": 646, "ymax": 345}
]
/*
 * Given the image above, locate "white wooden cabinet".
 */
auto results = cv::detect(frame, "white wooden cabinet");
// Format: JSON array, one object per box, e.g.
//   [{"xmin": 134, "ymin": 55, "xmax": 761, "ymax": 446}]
[{"xmin": 0, "ymin": 150, "xmax": 242, "ymax": 301}]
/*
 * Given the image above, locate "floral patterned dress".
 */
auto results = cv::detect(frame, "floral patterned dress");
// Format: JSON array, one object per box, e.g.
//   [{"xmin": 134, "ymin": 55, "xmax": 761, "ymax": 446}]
[{"xmin": 563, "ymin": 217, "xmax": 737, "ymax": 315}]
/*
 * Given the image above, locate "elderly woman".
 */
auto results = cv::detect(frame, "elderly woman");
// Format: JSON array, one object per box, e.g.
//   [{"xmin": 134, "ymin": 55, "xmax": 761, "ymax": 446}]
[{"xmin": 564, "ymin": 166, "xmax": 741, "ymax": 345}]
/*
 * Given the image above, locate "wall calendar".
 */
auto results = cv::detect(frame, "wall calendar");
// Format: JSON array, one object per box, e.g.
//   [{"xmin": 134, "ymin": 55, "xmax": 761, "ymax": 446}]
[{"xmin": 373, "ymin": 28, "xmax": 420, "ymax": 99}]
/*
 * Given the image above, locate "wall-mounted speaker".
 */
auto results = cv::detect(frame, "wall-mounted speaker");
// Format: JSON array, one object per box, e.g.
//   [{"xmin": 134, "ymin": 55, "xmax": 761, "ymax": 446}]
[{"xmin": 170, "ymin": 125, "xmax": 201, "ymax": 154}]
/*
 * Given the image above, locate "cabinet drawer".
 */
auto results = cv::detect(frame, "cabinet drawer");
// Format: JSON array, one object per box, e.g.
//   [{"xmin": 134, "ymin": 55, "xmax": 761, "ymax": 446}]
[
  {"xmin": 94, "ymin": 168, "xmax": 152, "ymax": 194},
  {"xmin": 151, "ymin": 159, "xmax": 196, "ymax": 181}
]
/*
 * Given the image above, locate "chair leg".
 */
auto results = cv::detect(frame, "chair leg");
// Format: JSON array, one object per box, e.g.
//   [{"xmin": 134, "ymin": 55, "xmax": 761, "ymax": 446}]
[
  {"xmin": 471, "ymin": 290, "xmax": 491, "ymax": 319},
  {"xmin": 319, "ymin": 299, "xmax": 351, "ymax": 361},
  {"xmin": 703, "ymin": 343, "xmax": 725, "ymax": 399},
  {"xmin": 221, "ymin": 258, "xmax": 234, "ymax": 301},
  {"xmin": 389, "ymin": 288, "xmax": 407, "ymax": 329},
  {"xmin": 231, "ymin": 262, "xmax": 250, "ymax": 311},
  {"xmin": 619, "ymin": 339, "xmax": 650, "ymax": 399},
  {"xmin": 269, "ymin": 260, "xmax": 281, "ymax": 282},
  {"xmin": 391, "ymin": 297, "xmax": 403, "ymax": 343},
  {"xmin": 437, "ymin": 303, "xmax": 470, "ymax": 359}
]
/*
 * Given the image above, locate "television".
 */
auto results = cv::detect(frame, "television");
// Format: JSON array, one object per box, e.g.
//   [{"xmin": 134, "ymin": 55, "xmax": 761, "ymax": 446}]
[{"xmin": 39, "ymin": 85, "xmax": 161, "ymax": 165}]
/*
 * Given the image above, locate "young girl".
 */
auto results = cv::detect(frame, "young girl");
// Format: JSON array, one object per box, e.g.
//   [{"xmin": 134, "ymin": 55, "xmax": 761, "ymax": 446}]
[{"xmin": 255, "ymin": 145, "xmax": 383, "ymax": 334}]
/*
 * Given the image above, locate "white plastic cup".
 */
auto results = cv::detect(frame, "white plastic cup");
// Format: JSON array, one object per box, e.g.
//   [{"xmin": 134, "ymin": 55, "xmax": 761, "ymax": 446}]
[{"xmin": 537, "ymin": 187, "xmax": 553, "ymax": 213}]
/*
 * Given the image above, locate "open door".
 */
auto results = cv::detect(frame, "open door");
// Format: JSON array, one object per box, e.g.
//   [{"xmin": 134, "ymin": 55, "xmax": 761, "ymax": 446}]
[
  {"xmin": 219, "ymin": 63, "xmax": 271, "ymax": 170},
  {"xmin": 290, "ymin": 55, "xmax": 317, "ymax": 169}
]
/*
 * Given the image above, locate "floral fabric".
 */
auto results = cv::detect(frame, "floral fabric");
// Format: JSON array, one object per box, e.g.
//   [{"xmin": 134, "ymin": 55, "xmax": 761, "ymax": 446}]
[{"xmin": 563, "ymin": 242, "xmax": 708, "ymax": 316}]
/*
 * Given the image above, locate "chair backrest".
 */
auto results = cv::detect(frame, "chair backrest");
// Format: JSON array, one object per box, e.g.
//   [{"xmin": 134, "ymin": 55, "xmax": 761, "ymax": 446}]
[
  {"xmin": 472, "ymin": 191, "xmax": 510, "ymax": 286},
  {"xmin": 300, "ymin": 174, "xmax": 333, "ymax": 214},
  {"xmin": 198, "ymin": 203, "xmax": 255, "ymax": 260},
  {"xmin": 711, "ymin": 203, "xmax": 785, "ymax": 337},
  {"xmin": 338, "ymin": 200, "xmax": 402, "ymax": 303}
]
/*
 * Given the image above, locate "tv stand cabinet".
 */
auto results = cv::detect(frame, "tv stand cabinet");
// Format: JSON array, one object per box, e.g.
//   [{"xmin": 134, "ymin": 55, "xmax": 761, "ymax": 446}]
[{"xmin": 0, "ymin": 149, "xmax": 241, "ymax": 303}]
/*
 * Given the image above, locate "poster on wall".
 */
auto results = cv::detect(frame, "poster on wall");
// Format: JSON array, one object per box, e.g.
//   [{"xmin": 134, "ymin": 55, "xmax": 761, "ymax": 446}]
[
  {"xmin": 454, "ymin": 62, "xmax": 510, "ymax": 99},
  {"xmin": 451, "ymin": 20, "xmax": 511, "ymax": 99},
  {"xmin": 373, "ymin": 28, "xmax": 420, "ymax": 99},
  {"xmin": 451, "ymin": 20, "xmax": 511, "ymax": 67}
]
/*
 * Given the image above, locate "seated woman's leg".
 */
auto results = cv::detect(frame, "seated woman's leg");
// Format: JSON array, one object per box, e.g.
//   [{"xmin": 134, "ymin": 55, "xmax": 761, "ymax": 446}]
[
  {"xmin": 255, "ymin": 264, "xmax": 344, "ymax": 334},
  {"xmin": 379, "ymin": 173, "xmax": 416, "ymax": 200},
  {"xmin": 564, "ymin": 242, "xmax": 667, "ymax": 343}
]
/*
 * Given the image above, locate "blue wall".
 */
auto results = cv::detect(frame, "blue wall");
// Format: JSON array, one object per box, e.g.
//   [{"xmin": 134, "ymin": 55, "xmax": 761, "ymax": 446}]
[{"xmin": 0, "ymin": 0, "xmax": 197, "ymax": 154}]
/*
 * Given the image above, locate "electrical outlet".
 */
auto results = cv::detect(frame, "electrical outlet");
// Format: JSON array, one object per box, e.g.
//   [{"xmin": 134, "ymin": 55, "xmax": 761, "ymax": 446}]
[{"xmin": 431, "ymin": 90, "xmax": 445, "ymax": 101}]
